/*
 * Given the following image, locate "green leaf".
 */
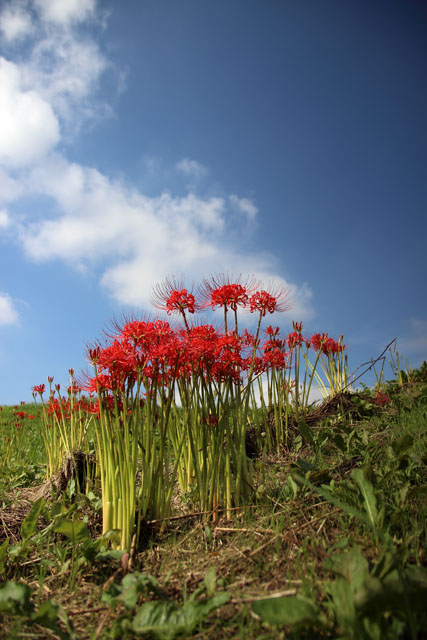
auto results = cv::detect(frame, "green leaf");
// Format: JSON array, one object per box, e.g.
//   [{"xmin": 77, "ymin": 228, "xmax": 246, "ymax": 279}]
[
  {"xmin": 0, "ymin": 538, "xmax": 9, "ymax": 576},
  {"xmin": 31, "ymin": 600, "xmax": 77, "ymax": 640},
  {"xmin": 131, "ymin": 593, "xmax": 229, "ymax": 638},
  {"xmin": 332, "ymin": 434, "xmax": 346, "ymax": 452},
  {"xmin": 53, "ymin": 516, "xmax": 91, "ymax": 543},
  {"xmin": 20, "ymin": 497, "xmax": 46, "ymax": 540},
  {"xmin": 95, "ymin": 549, "xmax": 127, "ymax": 563},
  {"xmin": 354, "ymin": 571, "xmax": 427, "ymax": 616},
  {"xmin": 297, "ymin": 422, "xmax": 315, "ymax": 446},
  {"xmin": 102, "ymin": 572, "xmax": 163, "ymax": 609},
  {"xmin": 119, "ymin": 573, "xmax": 162, "ymax": 609},
  {"xmin": 0, "ymin": 581, "xmax": 33, "ymax": 615},
  {"xmin": 291, "ymin": 473, "xmax": 370, "ymax": 527},
  {"xmin": 323, "ymin": 546, "xmax": 369, "ymax": 590},
  {"xmin": 203, "ymin": 566, "xmax": 216, "ymax": 597},
  {"xmin": 351, "ymin": 468, "xmax": 379, "ymax": 529},
  {"xmin": 326, "ymin": 579, "xmax": 357, "ymax": 629},
  {"xmin": 391, "ymin": 434, "xmax": 414, "ymax": 455},
  {"xmin": 252, "ymin": 594, "xmax": 318, "ymax": 626},
  {"xmin": 294, "ymin": 458, "xmax": 316, "ymax": 472}
]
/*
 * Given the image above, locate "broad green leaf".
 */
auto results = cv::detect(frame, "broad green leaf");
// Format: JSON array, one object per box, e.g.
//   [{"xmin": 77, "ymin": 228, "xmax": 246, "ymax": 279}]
[
  {"xmin": 203, "ymin": 565, "xmax": 216, "ymax": 597},
  {"xmin": 291, "ymin": 473, "xmax": 370, "ymax": 527},
  {"xmin": 351, "ymin": 469, "xmax": 379, "ymax": 529},
  {"xmin": 0, "ymin": 581, "xmax": 33, "ymax": 615},
  {"xmin": 102, "ymin": 572, "xmax": 163, "ymax": 609},
  {"xmin": 119, "ymin": 573, "xmax": 162, "ymax": 609},
  {"xmin": 0, "ymin": 538, "xmax": 9, "ymax": 575},
  {"xmin": 21, "ymin": 497, "xmax": 46, "ymax": 540},
  {"xmin": 132, "ymin": 593, "xmax": 229, "ymax": 638},
  {"xmin": 323, "ymin": 546, "xmax": 369, "ymax": 590},
  {"xmin": 326, "ymin": 579, "xmax": 357, "ymax": 629},
  {"xmin": 53, "ymin": 516, "xmax": 91, "ymax": 543},
  {"xmin": 354, "ymin": 572, "xmax": 427, "ymax": 616},
  {"xmin": 297, "ymin": 422, "xmax": 315, "ymax": 446},
  {"xmin": 31, "ymin": 600, "xmax": 77, "ymax": 640},
  {"xmin": 332, "ymin": 434, "xmax": 346, "ymax": 452},
  {"xmin": 252, "ymin": 594, "xmax": 318, "ymax": 626},
  {"xmin": 391, "ymin": 434, "xmax": 414, "ymax": 455},
  {"xmin": 95, "ymin": 549, "xmax": 127, "ymax": 563}
]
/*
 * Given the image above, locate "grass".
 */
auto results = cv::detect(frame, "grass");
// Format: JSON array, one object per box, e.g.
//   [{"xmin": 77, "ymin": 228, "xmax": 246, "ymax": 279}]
[{"xmin": 0, "ymin": 366, "xmax": 426, "ymax": 639}]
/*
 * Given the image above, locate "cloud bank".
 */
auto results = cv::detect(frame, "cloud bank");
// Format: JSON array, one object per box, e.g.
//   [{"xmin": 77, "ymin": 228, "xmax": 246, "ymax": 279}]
[
  {"xmin": 1, "ymin": 0, "xmax": 313, "ymax": 323},
  {"xmin": 0, "ymin": 293, "xmax": 19, "ymax": 326}
]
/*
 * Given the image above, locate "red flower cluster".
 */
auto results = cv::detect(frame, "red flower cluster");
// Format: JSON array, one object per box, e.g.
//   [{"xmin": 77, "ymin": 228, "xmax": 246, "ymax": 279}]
[
  {"xmin": 165, "ymin": 289, "xmax": 196, "ymax": 315},
  {"xmin": 209, "ymin": 284, "xmax": 249, "ymax": 311},
  {"xmin": 32, "ymin": 384, "xmax": 46, "ymax": 396},
  {"xmin": 34, "ymin": 276, "xmax": 349, "ymax": 406},
  {"xmin": 310, "ymin": 333, "xmax": 345, "ymax": 355},
  {"xmin": 151, "ymin": 277, "xmax": 200, "ymax": 317},
  {"xmin": 373, "ymin": 390, "xmax": 390, "ymax": 407}
]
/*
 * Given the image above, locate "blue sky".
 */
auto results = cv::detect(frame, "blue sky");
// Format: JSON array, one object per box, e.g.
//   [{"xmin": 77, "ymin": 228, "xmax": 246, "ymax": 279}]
[{"xmin": 0, "ymin": 0, "xmax": 426, "ymax": 404}]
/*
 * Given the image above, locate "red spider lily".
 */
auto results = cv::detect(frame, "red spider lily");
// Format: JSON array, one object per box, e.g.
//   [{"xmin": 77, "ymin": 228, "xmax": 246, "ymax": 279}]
[
  {"xmin": 32, "ymin": 384, "xmax": 46, "ymax": 395},
  {"xmin": 310, "ymin": 332, "xmax": 329, "ymax": 351},
  {"xmin": 241, "ymin": 328, "xmax": 257, "ymax": 347},
  {"xmin": 249, "ymin": 285, "xmax": 292, "ymax": 317},
  {"xmin": 266, "ymin": 325, "xmax": 280, "ymax": 336},
  {"xmin": 180, "ymin": 324, "xmax": 219, "ymax": 373},
  {"xmin": 287, "ymin": 331, "xmax": 305, "ymax": 348},
  {"xmin": 13, "ymin": 411, "xmax": 27, "ymax": 419},
  {"xmin": 87, "ymin": 345, "xmax": 102, "ymax": 364},
  {"xmin": 310, "ymin": 333, "xmax": 345, "ymax": 355},
  {"xmin": 323, "ymin": 338, "xmax": 345, "ymax": 354},
  {"xmin": 263, "ymin": 346, "xmax": 286, "ymax": 369},
  {"xmin": 199, "ymin": 273, "xmax": 260, "ymax": 311},
  {"xmin": 151, "ymin": 277, "xmax": 200, "ymax": 317},
  {"xmin": 292, "ymin": 321, "xmax": 303, "ymax": 333},
  {"xmin": 209, "ymin": 333, "xmax": 244, "ymax": 383},
  {"xmin": 203, "ymin": 415, "xmax": 220, "ymax": 427},
  {"xmin": 252, "ymin": 356, "xmax": 265, "ymax": 375},
  {"xmin": 283, "ymin": 379, "xmax": 296, "ymax": 395},
  {"xmin": 373, "ymin": 390, "xmax": 390, "ymax": 406},
  {"xmin": 209, "ymin": 284, "xmax": 249, "ymax": 311}
]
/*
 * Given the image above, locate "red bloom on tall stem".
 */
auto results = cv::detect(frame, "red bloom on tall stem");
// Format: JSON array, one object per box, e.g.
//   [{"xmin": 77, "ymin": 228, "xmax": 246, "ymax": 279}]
[
  {"xmin": 287, "ymin": 331, "xmax": 304, "ymax": 348},
  {"xmin": 151, "ymin": 277, "xmax": 200, "ymax": 316},
  {"xmin": 32, "ymin": 384, "xmax": 46, "ymax": 395},
  {"xmin": 310, "ymin": 333, "xmax": 345, "ymax": 354},
  {"xmin": 151, "ymin": 277, "xmax": 199, "ymax": 332},
  {"xmin": 249, "ymin": 285, "xmax": 292, "ymax": 317},
  {"xmin": 199, "ymin": 273, "xmax": 260, "ymax": 311}
]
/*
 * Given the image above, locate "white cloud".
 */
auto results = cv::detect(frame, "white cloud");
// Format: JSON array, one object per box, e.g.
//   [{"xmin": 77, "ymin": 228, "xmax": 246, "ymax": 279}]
[
  {"xmin": 0, "ymin": 58, "xmax": 60, "ymax": 167},
  {"xmin": 0, "ymin": 169, "xmax": 22, "ymax": 204},
  {"xmin": 0, "ymin": 0, "xmax": 314, "ymax": 325},
  {"xmin": 176, "ymin": 157, "xmax": 208, "ymax": 179},
  {"xmin": 0, "ymin": 0, "xmax": 108, "ymax": 143},
  {"xmin": 0, "ymin": 209, "xmax": 11, "ymax": 229},
  {"xmin": 16, "ymin": 152, "xmax": 314, "ymax": 319},
  {"xmin": 229, "ymin": 194, "xmax": 258, "ymax": 221},
  {"xmin": 34, "ymin": 0, "xmax": 96, "ymax": 26},
  {"xmin": 0, "ymin": 293, "xmax": 19, "ymax": 326},
  {"xmin": 21, "ymin": 30, "xmax": 107, "ymax": 126},
  {"xmin": 0, "ymin": 3, "xmax": 34, "ymax": 42}
]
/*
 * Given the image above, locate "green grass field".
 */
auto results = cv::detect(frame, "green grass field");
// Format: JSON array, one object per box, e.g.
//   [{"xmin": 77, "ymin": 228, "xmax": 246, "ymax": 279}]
[{"xmin": 0, "ymin": 366, "xmax": 426, "ymax": 639}]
